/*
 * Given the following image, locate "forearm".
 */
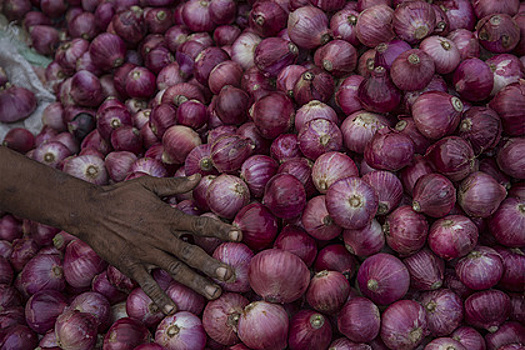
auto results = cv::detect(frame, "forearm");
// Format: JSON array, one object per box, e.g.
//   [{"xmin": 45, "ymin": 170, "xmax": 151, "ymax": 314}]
[{"xmin": 0, "ymin": 145, "xmax": 98, "ymax": 236}]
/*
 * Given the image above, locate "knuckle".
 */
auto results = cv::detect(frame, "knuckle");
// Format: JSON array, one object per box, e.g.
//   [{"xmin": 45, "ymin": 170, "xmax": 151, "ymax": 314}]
[
  {"xmin": 180, "ymin": 243, "xmax": 197, "ymax": 261},
  {"xmin": 192, "ymin": 216, "xmax": 209, "ymax": 234},
  {"xmin": 166, "ymin": 260, "xmax": 184, "ymax": 276}
]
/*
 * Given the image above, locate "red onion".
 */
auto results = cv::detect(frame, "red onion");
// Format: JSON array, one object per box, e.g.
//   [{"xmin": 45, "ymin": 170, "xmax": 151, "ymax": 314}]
[
  {"xmin": 497, "ymin": 138, "xmax": 525, "ymax": 180},
  {"xmin": 89, "ymin": 33, "xmax": 126, "ymax": 71},
  {"xmin": 338, "ymin": 297, "xmax": 381, "ymax": 343},
  {"xmin": 63, "ymin": 154, "xmax": 109, "ymax": 185},
  {"xmin": 248, "ymin": 248, "xmax": 310, "ymax": 303},
  {"xmin": 343, "ymin": 218, "xmax": 384, "ymax": 256},
  {"xmin": 184, "ymin": 144, "xmax": 216, "ymax": 177},
  {"xmin": 363, "ymin": 171, "xmax": 403, "ymax": 215},
  {"xmin": 94, "ymin": 2, "xmax": 115, "ymax": 31},
  {"xmin": 335, "ymin": 75, "xmax": 364, "ymax": 115},
  {"xmin": 380, "ymin": 300, "xmax": 427, "ymax": 350},
  {"xmin": 0, "ymin": 307, "xmax": 25, "ymax": 330},
  {"xmin": 286, "ymin": 310, "xmax": 332, "ymax": 350},
  {"xmin": 436, "ymin": 0, "xmax": 476, "ymax": 31},
  {"xmin": 465, "ymin": 290, "xmax": 510, "ymax": 333},
  {"xmin": 326, "ymin": 176, "xmax": 378, "ymax": 230},
  {"xmin": 210, "ymin": 134, "xmax": 253, "ymax": 173},
  {"xmin": 314, "ymin": 244, "xmax": 357, "ymax": 279},
  {"xmin": 0, "ymin": 284, "xmax": 21, "ymax": 310},
  {"xmin": 411, "ymin": 92, "xmax": 463, "ymax": 140},
  {"xmin": 418, "ymin": 289, "xmax": 464, "ymax": 337},
  {"xmin": 125, "ymin": 287, "xmax": 164, "ymax": 328},
  {"xmin": 248, "ymin": 1, "xmax": 287, "ymax": 38},
  {"xmin": 107, "ymin": 265, "xmax": 137, "ymax": 295},
  {"xmin": 237, "ymin": 301, "xmax": 289, "ymax": 350},
  {"xmin": 29, "ymin": 25, "xmax": 60, "ymax": 56},
  {"xmin": 238, "ymin": 155, "xmax": 277, "ymax": 198},
  {"xmin": 356, "ymin": 5, "xmax": 395, "ymax": 47},
  {"xmin": 251, "ymin": 92, "xmax": 294, "ymax": 140},
  {"xmin": 2, "ymin": 128, "xmax": 34, "ymax": 154},
  {"xmin": 429, "ymin": 215, "xmax": 478, "ymax": 260},
  {"xmin": 254, "ymin": 38, "xmax": 298, "ymax": 77},
  {"xmin": 55, "ymin": 310, "xmax": 99, "ymax": 350},
  {"xmin": 298, "ymin": 119, "xmax": 342, "ymax": 160},
  {"xmin": 208, "ymin": 61, "xmax": 242, "ymax": 95},
  {"xmin": 305, "ymin": 270, "xmax": 349, "ymax": 315},
  {"xmin": 92, "ymin": 271, "xmax": 127, "ymax": 304},
  {"xmin": 162, "ymin": 125, "xmax": 202, "ymax": 164},
  {"xmin": 458, "ymin": 107, "xmax": 502, "ymax": 155},
  {"xmin": 230, "ymin": 31, "xmax": 261, "ymax": 70},
  {"xmin": 456, "ymin": 246, "xmax": 504, "ymax": 290},
  {"xmin": 477, "ymin": 14, "xmax": 520, "ymax": 53},
  {"xmin": 64, "ymin": 239, "xmax": 106, "ymax": 289},
  {"xmin": 451, "ymin": 326, "xmax": 486, "ymax": 350},
  {"xmin": 263, "ymin": 173, "xmax": 306, "ymax": 219},
  {"xmin": 129, "ymin": 157, "xmax": 167, "ymax": 178},
  {"xmin": 330, "ymin": 9, "xmax": 360, "ymax": 46},
  {"xmin": 202, "ymin": 292, "xmax": 249, "ymax": 346},
  {"xmin": 212, "ymin": 242, "xmax": 253, "ymax": 293},
  {"xmin": 207, "ymin": 125, "xmax": 237, "ymax": 146},
  {"xmin": 314, "ymin": 40, "xmax": 357, "ymax": 77},
  {"xmin": 231, "ymin": 204, "xmax": 278, "ymax": 253},
  {"xmin": 495, "ymin": 247, "xmax": 525, "ymax": 292},
  {"xmin": 447, "ymin": 29, "xmax": 480, "ymax": 60},
  {"xmin": 214, "ymin": 87, "xmax": 250, "ymax": 126},
  {"xmin": 287, "ymin": 6, "xmax": 330, "ymax": 49},
  {"xmin": 150, "ymin": 103, "xmax": 176, "ymax": 138},
  {"xmin": 311, "ymin": 152, "xmax": 358, "ymax": 195},
  {"xmin": 145, "ymin": 46, "xmax": 175, "ymax": 75},
  {"xmin": 165, "ymin": 281, "xmax": 206, "ymax": 315},
  {"xmin": 96, "ymin": 106, "xmax": 133, "ymax": 141},
  {"xmin": 16, "ymin": 253, "xmax": 65, "ymax": 297},
  {"xmin": 124, "ymin": 67, "xmax": 156, "ymax": 100},
  {"xmin": 41, "ymin": 102, "xmax": 66, "ymax": 132},
  {"xmin": 293, "ymin": 69, "xmax": 335, "ymax": 106},
  {"xmin": 269, "ymin": 134, "xmax": 300, "ymax": 163},
  {"xmin": 384, "ymin": 205, "xmax": 428, "ymax": 256},
  {"xmin": 329, "ymin": 337, "xmax": 372, "ymax": 349},
  {"xmin": 486, "ymin": 54, "xmax": 524, "ymax": 96},
  {"xmin": 70, "ymin": 291, "xmax": 111, "ymax": 331},
  {"xmin": 301, "ymin": 195, "xmax": 340, "ymax": 241},
  {"xmin": 2, "ymin": 0, "xmax": 31, "ymax": 21},
  {"xmin": 458, "ymin": 171, "xmax": 507, "ymax": 218},
  {"xmin": 393, "ymin": 0, "xmax": 436, "ymax": 44},
  {"xmin": 420, "ymin": 36, "xmax": 461, "ymax": 74},
  {"xmin": 0, "ymin": 85, "xmax": 37, "ymax": 123},
  {"xmin": 206, "ymin": 174, "xmax": 250, "ymax": 219},
  {"xmin": 485, "ymin": 321, "xmax": 525, "ymax": 350},
  {"xmin": 0, "ymin": 240, "xmax": 12, "ymax": 259},
  {"xmin": 357, "ymin": 253, "xmax": 410, "ymax": 305},
  {"xmin": 404, "ymin": 248, "xmax": 445, "ymax": 291},
  {"xmin": 111, "ymin": 6, "xmax": 145, "ymax": 45},
  {"xmin": 365, "ymin": 128, "xmax": 414, "ymax": 171},
  {"xmin": 412, "ymin": 173, "xmax": 456, "ymax": 218},
  {"xmin": 453, "ymin": 58, "xmax": 494, "ymax": 101},
  {"xmin": 391, "ymin": 49, "xmax": 435, "ymax": 91},
  {"xmin": 0, "ymin": 215, "xmax": 22, "ymax": 242},
  {"xmin": 375, "ymin": 39, "xmax": 413, "ymax": 70},
  {"xmin": 426, "ymin": 136, "xmax": 477, "ymax": 182},
  {"xmin": 104, "ymin": 317, "xmax": 151, "ymax": 350},
  {"xmin": 273, "ymin": 225, "xmax": 317, "ymax": 266},
  {"xmin": 358, "ymin": 65, "xmax": 401, "ymax": 114},
  {"xmin": 10, "ymin": 237, "xmax": 39, "ymax": 272},
  {"xmin": 473, "ymin": 0, "xmax": 519, "ymax": 18},
  {"xmin": 0, "ymin": 256, "xmax": 13, "ymax": 285},
  {"xmin": 425, "ymin": 338, "xmax": 467, "ymax": 350},
  {"xmin": 0, "ymin": 325, "xmax": 38, "ymax": 350},
  {"xmin": 105, "ymin": 151, "xmax": 138, "ymax": 182}
]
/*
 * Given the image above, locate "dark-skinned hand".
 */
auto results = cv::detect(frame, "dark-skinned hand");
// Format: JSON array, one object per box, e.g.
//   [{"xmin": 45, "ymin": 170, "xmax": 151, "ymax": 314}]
[{"xmin": 76, "ymin": 174, "xmax": 242, "ymax": 315}]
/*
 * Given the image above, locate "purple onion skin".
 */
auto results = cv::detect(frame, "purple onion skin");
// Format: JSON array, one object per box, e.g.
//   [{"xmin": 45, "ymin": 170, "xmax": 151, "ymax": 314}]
[
  {"xmin": 419, "ymin": 289, "xmax": 464, "ymax": 337},
  {"xmin": 465, "ymin": 289, "xmax": 511, "ymax": 333},
  {"xmin": 485, "ymin": 321, "xmax": 525, "ymax": 350},
  {"xmin": 343, "ymin": 219, "xmax": 385, "ymax": 257},
  {"xmin": 497, "ymin": 138, "xmax": 525, "ymax": 180},
  {"xmin": 380, "ymin": 300, "xmax": 427, "ymax": 350},
  {"xmin": 103, "ymin": 317, "xmax": 151, "ymax": 350},
  {"xmin": 0, "ymin": 325, "xmax": 38, "ymax": 350},
  {"xmin": 16, "ymin": 253, "xmax": 65, "ymax": 297},
  {"xmin": 288, "ymin": 310, "xmax": 333, "ymax": 350},
  {"xmin": 451, "ymin": 326, "xmax": 486, "ymax": 350},
  {"xmin": 428, "ymin": 215, "xmax": 479, "ymax": 260},
  {"xmin": 489, "ymin": 197, "xmax": 525, "ymax": 248},
  {"xmin": 55, "ymin": 310, "xmax": 99, "ymax": 350},
  {"xmin": 337, "ymin": 296, "xmax": 381, "ymax": 343},
  {"xmin": 458, "ymin": 171, "xmax": 507, "ymax": 219},
  {"xmin": 412, "ymin": 173, "xmax": 456, "ymax": 218},
  {"xmin": 364, "ymin": 128, "xmax": 414, "ymax": 172},
  {"xmin": 404, "ymin": 248, "xmax": 445, "ymax": 291},
  {"xmin": 453, "ymin": 58, "xmax": 494, "ymax": 102},
  {"xmin": 314, "ymin": 244, "xmax": 358, "ymax": 280},
  {"xmin": 458, "ymin": 107, "xmax": 502, "ymax": 155},
  {"xmin": 495, "ymin": 247, "xmax": 525, "ymax": 292},
  {"xmin": 263, "ymin": 173, "xmax": 306, "ymax": 220},
  {"xmin": 425, "ymin": 338, "xmax": 467, "ymax": 350},
  {"xmin": 455, "ymin": 246, "xmax": 505, "ymax": 291},
  {"xmin": 384, "ymin": 205, "xmax": 429, "ymax": 256},
  {"xmin": 25, "ymin": 290, "xmax": 68, "ymax": 334},
  {"xmin": 273, "ymin": 225, "xmax": 317, "ymax": 267},
  {"xmin": 357, "ymin": 253, "xmax": 410, "ymax": 306}
]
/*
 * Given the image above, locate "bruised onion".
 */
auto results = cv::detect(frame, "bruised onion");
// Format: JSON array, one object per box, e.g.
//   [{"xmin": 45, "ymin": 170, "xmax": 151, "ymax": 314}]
[
  {"xmin": 248, "ymin": 248, "xmax": 310, "ymax": 303},
  {"xmin": 357, "ymin": 253, "xmax": 410, "ymax": 305}
]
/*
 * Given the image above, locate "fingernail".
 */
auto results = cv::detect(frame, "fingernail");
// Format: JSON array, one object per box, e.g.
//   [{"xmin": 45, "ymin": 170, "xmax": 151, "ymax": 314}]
[
  {"xmin": 164, "ymin": 304, "xmax": 176, "ymax": 315},
  {"xmin": 229, "ymin": 229, "xmax": 241, "ymax": 241},
  {"xmin": 216, "ymin": 266, "xmax": 229, "ymax": 280},
  {"xmin": 188, "ymin": 173, "xmax": 200, "ymax": 181},
  {"xmin": 205, "ymin": 285, "xmax": 220, "ymax": 298}
]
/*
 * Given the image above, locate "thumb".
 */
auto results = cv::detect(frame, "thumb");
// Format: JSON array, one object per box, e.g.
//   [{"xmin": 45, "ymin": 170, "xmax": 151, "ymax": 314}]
[{"xmin": 142, "ymin": 173, "xmax": 201, "ymax": 197}]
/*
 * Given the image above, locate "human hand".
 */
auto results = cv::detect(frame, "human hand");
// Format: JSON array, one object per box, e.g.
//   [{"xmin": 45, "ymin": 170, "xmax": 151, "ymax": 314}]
[{"xmin": 70, "ymin": 174, "xmax": 242, "ymax": 315}]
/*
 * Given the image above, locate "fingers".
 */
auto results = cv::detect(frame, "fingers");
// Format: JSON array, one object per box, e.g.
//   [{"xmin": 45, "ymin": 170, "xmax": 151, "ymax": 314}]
[
  {"xmin": 171, "ymin": 211, "xmax": 243, "ymax": 242},
  {"xmin": 128, "ymin": 264, "xmax": 177, "ymax": 315},
  {"xmin": 141, "ymin": 174, "xmax": 202, "ymax": 197},
  {"xmin": 152, "ymin": 251, "xmax": 223, "ymax": 300}
]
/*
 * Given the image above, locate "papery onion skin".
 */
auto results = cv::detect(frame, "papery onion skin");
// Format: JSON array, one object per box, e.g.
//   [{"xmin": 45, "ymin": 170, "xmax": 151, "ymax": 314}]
[
  {"xmin": 420, "ymin": 35, "xmax": 461, "ymax": 74},
  {"xmin": 251, "ymin": 92, "xmax": 295, "ymax": 140},
  {"xmin": 458, "ymin": 171, "xmax": 507, "ymax": 218},
  {"xmin": 325, "ymin": 176, "xmax": 378, "ymax": 230},
  {"xmin": 287, "ymin": 6, "xmax": 330, "ymax": 50},
  {"xmin": 428, "ymin": 215, "xmax": 479, "ymax": 260},
  {"xmin": 154, "ymin": 311, "xmax": 206, "ymax": 350},
  {"xmin": 412, "ymin": 173, "xmax": 456, "ymax": 218},
  {"xmin": 237, "ymin": 301, "xmax": 289, "ymax": 350},
  {"xmin": 212, "ymin": 242, "xmax": 254, "ymax": 293},
  {"xmin": 412, "ymin": 92, "xmax": 463, "ymax": 140},
  {"xmin": 202, "ymin": 292, "xmax": 249, "ymax": 346},
  {"xmin": 453, "ymin": 58, "xmax": 494, "ymax": 102},
  {"xmin": 384, "ymin": 205, "xmax": 429, "ymax": 256},
  {"xmin": 306, "ymin": 270, "xmax": 350, "ymax": 315},
  {"xmin": 364, "ymin": 128, "xmax": 414, "ymax": 172},
  {"xmin": 240, "ymin": 155, "xmax": 279, "ymax": 198},
  {"xmin": 288, "ymin": 311, "xmax": 333, "ymax": 350},
  {"xmin": 338, "ymin": 296, "xmax": 381, "ymax": 343},
  {"xmin": 356, "ymin": 5, "xmax": 395, "ymax": 48},
  {"xmin": 455, "ymin": 246, "xmax": 504, "ymax": 291},
  {"xmin": 340, "ymin": 110, "xmax": 391, "ymax": 154},
  {"xmin": 311, "ymin": 151, "xmax": 359, "ymax": 194},
  {"xmin": 298, "ymin": 118, "xmax": 343, "ymax": 160},
  {"xmin": 496, "ymin": 138, "xmax": 525, "ymax": 180},
  {"xmin": 489, "ymin": 82, "xmax": 525, "ymax": 136},
  {"xmin": 64, "ymin": 239, "xmax": 107, "ymax": 289},
  {"xmin": 314, "ymin": 244, "xmax": 358, "ymax": 280},
  {"xmin": 393, "ymin": 1, "xmax": 436, "ymax": 45},
  {"xmin": 25, "ymin": 289, "xmax": 67, "ymax": 334},
  {"xmin": 357, "ymin": 253, "xmax": 410, "ymax": 306},
  {"xmin": 357, "ymin": 65, "xmax": 401, "ymax": 114},
  {"xmin": 233, "ymin": 202, "xmax": 279, "ymax": 251},
  {"xmin": 55, "ymin": 310, "xmax": 99, "ymax": 350},
  {"xmin": 458, "ymin": 107, "xmax": 502, "ymax": 155},
  {"xmin": 404, "ymin": 248, "xmax": 445, "ymax": 291},
  {"xmin": 419, "ymin": 289, "xmax": 464, "ymax": 337},
  {"xmin": 380, "ymin": 299, "xmax": 427, "ymax": 350},
  {"xmin": 302, "ymin": 195, "xmax": 342, "ymax": 241},
  {"xmin": 263, "ymin": 173, "xmax": 306, "ymax": 220},
  {"xmin": 489, "ymin": 197, "xmax": 525, "ymax": 248},
  {"xmin": 343, "ymin": 219, "xmax": 385, "ymax": 257},
  {"xmin": 451, "ymin": 326, "xmax": 486, "ymax": 350},
  {"xmin": 476, "ymin": 14, "xmax": 520, "ymax": 54},
  {"xmin": 484, "ymin": 321, "xmax": 525, "ymax": 350},
  {"xmin": 390, "ymin": 49, "xmax": 436, "ymax": 91},
  {"xmin": 206, "ymin": 174, "xmax": 250, "ymax": 220},
  {"xmin": 425, "ymin": 136, "xmax": 477, "ymax": 182},
  {"xmin": 465, "ymin": 289, "xmax": 511, "ymax": 333},
  {"xmin": 248, "ymin": 248, "xmax": 310, "ymax": 304}
]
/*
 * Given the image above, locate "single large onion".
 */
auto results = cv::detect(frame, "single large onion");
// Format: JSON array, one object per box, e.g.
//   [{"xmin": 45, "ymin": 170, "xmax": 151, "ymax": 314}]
[
  {"xmin": 465, "ymin": 289, "xmax": 511, "ymax": 333},
  {"xmin": 489, "ymin": 197, "xmax": 525, "ymax": 248},
  {"xmin": 206, "ymin": 174, "xmax": 250, "ymax": 220},
  {"xmin": 55, "ymin": 310, "xmax": 99, "ymax": 350},
  {"xmin": 404, "ymin": 248, "xmax": 445, "ymax": 291},
  {"xmin": 263, "ymin": 173, "xmax": 306, "ymax": 220},
  {"xmin": 202, "ymin": 292, "xmax": 249, "ymax": 346},
  {"xmin": 306, "ymin": 270, "xmax": 350, "ymax": 315},
  {"xmin": 428, "ymin": 215, "xmax": 479, "ymax": 260},
  {"xmin": 412, "ymin": 173, "xmax": 456, "ymax": 218},
  {"xmin": 338, "ymin": 296, "xmax": 381, "ymax": 343},
  {"xmin": 233, "ymin": 202, "xmax": 279, "ymax": 251},
  {"xmin": 455, "ymin": 246, "xmax": 504, "ymax": 290},
  {"xmin": 419, "ymin": 289, "xmax": 464, "ymax": 337},
  {"xmin": 25, "ymin": 290, "xmax": 67, "ymax": 334},
  {"xmin": 155, "ymin": 311, "xmax": 206, "ymax": 350},
  {"xmin": 383, "ymin": 205, "xmax": 429, "ymax": 256},
  {"xmin": 288, "ymin": 310, "xmax": 332, "ymax": 350},
  {"xmin": 458, "ymin": 171, "xmax": 507, "ymax": 218},
  {"xmin": 64, "ymin": 239, "xmax": 107, "ymax": 289},
  {"xmin": 357, "ymin": 253, "xmax": 410, "ymax": 305}
]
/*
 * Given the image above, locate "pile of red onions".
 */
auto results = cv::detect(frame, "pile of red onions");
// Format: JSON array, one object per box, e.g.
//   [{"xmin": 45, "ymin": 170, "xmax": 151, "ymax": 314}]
[{"xmin": 1, "ymin": 0, "xmax": 525, "ymax": 348}]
